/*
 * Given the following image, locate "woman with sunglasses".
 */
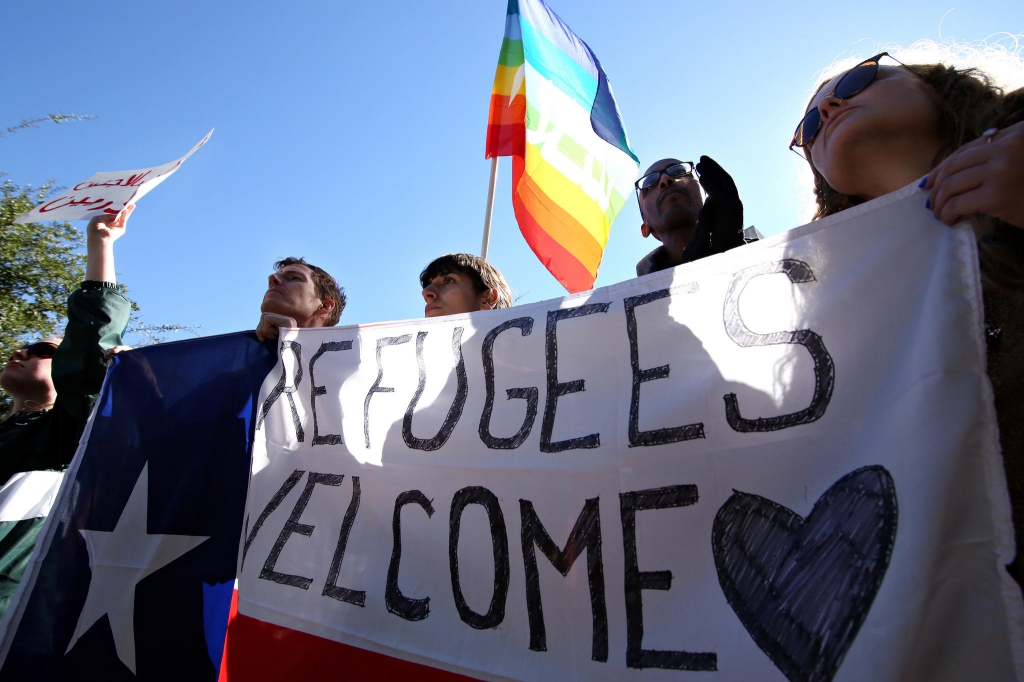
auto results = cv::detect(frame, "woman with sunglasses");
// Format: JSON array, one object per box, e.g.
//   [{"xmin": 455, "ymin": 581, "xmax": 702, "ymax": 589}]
[
  {"xmin": 0, "ymin": 340, "xmax": 61, "ymax": 415},
  {"xmin": 0, "ymin": 206, "xmax": 134, "ymax": 617},
  {"xmin": 793, "ymin": 46, "xmax": 1024, "ymax": 581}
]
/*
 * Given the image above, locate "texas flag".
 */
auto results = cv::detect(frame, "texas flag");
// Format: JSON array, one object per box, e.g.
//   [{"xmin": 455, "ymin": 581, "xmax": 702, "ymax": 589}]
[
  {"xmin": 0, "ymin": 333, "xmax": 277, "ymax": 681},
  {"xmin": 0, "ymin": 333, "xmax": 478, "ymax": 681}
]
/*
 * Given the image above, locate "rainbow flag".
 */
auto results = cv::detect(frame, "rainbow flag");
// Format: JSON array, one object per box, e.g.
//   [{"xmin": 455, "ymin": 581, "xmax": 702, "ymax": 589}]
[{"xmin": 486, "ymin": 0, "xmax": 638, "ymax": 293}]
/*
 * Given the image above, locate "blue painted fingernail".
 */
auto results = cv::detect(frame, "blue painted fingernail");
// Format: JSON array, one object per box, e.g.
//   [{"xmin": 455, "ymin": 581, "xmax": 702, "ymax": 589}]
[
  {"xmin": 918, "ymin": 177, "xmax": 927, "ymax": 188},
  {"xmin": 925, "ymin": 198, "xmax": 931, "ymax": 209}
]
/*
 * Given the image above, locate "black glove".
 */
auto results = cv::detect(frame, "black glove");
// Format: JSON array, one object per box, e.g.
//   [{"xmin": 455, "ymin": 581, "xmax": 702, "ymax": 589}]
[{"xmin": 680, "ymin": 155, "xmax": 745, "ymax": 264}]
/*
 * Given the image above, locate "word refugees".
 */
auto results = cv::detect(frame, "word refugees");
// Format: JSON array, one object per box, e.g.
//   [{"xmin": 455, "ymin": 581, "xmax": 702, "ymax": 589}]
[{"xmin": 256, "ymin": 259, "xmax": 834, "ymax": 453}]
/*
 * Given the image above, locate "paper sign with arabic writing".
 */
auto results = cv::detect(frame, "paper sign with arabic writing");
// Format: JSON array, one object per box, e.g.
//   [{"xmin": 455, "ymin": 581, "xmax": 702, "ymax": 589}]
[{"xmin": 14, "ymin": 130, "xmax": 213, "ymax": 224}]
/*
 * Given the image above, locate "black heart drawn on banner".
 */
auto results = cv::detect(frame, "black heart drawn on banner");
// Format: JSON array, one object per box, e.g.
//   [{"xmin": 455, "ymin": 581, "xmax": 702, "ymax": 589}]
[{"xmin": 712, "ymin": 465, "xmax": 898, "ymax": 682}]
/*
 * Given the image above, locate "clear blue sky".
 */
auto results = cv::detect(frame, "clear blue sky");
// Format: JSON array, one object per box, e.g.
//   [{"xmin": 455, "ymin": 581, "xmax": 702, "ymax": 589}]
[{"xmin": 2, "ymin": 0, "xmax": 1019, "ymax": 339}]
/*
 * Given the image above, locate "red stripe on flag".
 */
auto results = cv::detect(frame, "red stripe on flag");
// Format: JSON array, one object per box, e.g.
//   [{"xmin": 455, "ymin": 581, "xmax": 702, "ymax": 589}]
[
  {"xmin": 219, "ymin": 592, "xmax": 479, "ymax": 681},
  {"xmin": 486, "ymin": 93, "xmax": 526, "ymax": 159},
  {"xmin": 512, "ymin": 156, "xmax": 597, "ymax": 293},
  {"xmin": 486, "ymin": 94, "xmax": 526, "ymax": 129},
  {"xmin": 486, "ymin": 120, "xmax": 525, "ymax": 159}
]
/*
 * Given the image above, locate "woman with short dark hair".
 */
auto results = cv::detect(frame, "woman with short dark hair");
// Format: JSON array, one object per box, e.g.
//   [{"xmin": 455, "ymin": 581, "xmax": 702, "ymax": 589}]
[{"xmin": 420, "ymin": 253, "xmax": 513, "ymax": 318}]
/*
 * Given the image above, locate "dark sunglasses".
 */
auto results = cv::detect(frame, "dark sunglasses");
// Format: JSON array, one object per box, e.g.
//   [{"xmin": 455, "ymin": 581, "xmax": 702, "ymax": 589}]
[
  {"xmin": 790, "ymin": 52, "xmax": 908, "ymax": 149},
  {"xmin": 635, "ymin": 162, "xmax": 696, "ymax": 193},
  {"xmin": 19, "ymin": 342, "xmax": 58, "ymax": 359}
]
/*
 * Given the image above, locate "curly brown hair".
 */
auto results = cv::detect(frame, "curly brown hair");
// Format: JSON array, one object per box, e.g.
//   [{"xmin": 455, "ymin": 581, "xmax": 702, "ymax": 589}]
[{"xmin": 803, "ymin": 63, "xmax": 1024, "ymax": 293}]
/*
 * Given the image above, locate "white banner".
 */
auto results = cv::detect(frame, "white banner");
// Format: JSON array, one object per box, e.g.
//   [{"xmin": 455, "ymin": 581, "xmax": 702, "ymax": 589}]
[
  {"xmin": 235, "ymin": 183, "xmax": 1024, "ymax": 681},
  {"xmin": 14, "ymin": 130, "xmax": 212, "ymax": 224},
  {"xmin": 0, "ymin": 471, "xmax": 64, "ymax": 523}
]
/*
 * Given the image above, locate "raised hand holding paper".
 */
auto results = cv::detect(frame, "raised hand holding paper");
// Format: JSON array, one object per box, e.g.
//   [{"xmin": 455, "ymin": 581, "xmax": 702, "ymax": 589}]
[{"xmin": 14, "ymin": 130, "xmax": 213, "ymax": 224}]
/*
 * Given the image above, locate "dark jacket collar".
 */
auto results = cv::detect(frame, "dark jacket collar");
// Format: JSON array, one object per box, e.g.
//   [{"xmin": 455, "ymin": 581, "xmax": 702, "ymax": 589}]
[{"xmin": 635, "ymin": 245, "xmax": 679, "ymax": 277}]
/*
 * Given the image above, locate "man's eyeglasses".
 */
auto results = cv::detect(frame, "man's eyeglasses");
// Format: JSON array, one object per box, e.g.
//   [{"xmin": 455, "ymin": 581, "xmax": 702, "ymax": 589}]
[
  {"xmin": 18, "ymin": 342, "xmax": 58, "ymax": 359},
  {"xmin": 790, "ymin": 52, "xmax": 909, "ymax": 149},
  {"xmin": 635, "ymin": 162, "xmax": 696, "ymax": 193},
  {"xmin": 634, "ymin": 162, "xmax": 698, "ymax": 220}
]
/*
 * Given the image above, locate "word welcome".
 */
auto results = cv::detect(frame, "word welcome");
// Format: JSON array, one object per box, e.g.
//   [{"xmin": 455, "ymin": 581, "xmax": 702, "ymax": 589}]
[{"xmin": 243, "ymin": 469, "xmax": 717, "ymax": 669}]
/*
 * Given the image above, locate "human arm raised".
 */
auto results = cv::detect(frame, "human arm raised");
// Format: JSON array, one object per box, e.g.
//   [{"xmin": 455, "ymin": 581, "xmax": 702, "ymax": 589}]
[
  {"xmin": 50, "ymin": 208, "xmax": 134, "ymax": 420},
  {"xmin": 681, "ymin": 156, "xmax": 746, "ymax": 263},
  {"xmin": 85, "ymin": 204, "xmax": 133, "ymax": 283}
]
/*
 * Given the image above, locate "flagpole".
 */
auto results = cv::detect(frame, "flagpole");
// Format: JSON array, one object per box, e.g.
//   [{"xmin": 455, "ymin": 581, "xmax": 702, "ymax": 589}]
[{"xmin": 481, "ymin": 156, "xmax": 499, "ymax": 260}]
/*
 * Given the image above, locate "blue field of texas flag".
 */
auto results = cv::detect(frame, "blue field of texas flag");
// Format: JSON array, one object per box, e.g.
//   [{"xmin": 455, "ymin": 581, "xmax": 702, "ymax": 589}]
[{"xmin": 0, "ymin": 332, "xmax": 277, "ymax": 681}]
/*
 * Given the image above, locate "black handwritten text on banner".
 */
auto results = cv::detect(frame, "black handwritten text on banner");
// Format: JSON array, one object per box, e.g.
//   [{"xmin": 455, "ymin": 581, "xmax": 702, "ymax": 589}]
[{"xmin": 234, "ymin": 186, "xmax": 1022, "ymax": 681}]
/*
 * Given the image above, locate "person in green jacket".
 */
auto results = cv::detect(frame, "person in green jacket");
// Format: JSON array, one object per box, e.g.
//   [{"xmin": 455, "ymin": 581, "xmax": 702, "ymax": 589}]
[{"xmin": 0, "ymin": 205, "xmax": 134, "ymax": 618}]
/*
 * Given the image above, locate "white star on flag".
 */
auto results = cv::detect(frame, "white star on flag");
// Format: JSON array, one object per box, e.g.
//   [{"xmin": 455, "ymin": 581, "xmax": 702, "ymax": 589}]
[{"xmin": 65, "ymin": 463, "xmax": 209, "ymax": 674}]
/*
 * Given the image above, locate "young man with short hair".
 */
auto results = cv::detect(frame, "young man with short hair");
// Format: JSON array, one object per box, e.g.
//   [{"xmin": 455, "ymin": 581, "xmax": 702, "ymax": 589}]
[
  {"xmin": 256, "ymin": 257, "xmax": 346, "ymax": 341},
  {"xmin": 420, "ymin": 253, "xmax": 513, "ymax": 318}
]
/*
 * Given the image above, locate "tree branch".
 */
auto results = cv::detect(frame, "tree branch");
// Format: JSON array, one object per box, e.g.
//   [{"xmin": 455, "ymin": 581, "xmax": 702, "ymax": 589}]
[{"xmin": 1, "ymin": 113, "xmax": 98, "ymax": 139}]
